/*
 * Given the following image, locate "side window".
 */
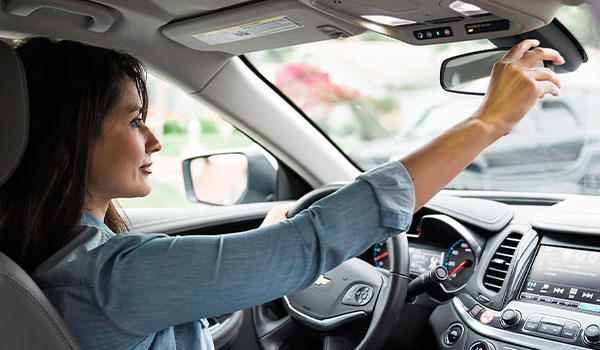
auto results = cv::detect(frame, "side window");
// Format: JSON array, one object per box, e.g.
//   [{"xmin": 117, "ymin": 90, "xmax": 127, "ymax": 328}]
[{"xmin": 119, "ymin": 74, "xmax": 265, "ymax": 208}]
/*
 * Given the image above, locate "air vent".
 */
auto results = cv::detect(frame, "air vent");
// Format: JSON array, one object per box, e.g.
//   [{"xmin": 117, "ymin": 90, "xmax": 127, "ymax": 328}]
[{"xmin": 482, "ymin": 232, "xmax": 522, "ymax": 293}]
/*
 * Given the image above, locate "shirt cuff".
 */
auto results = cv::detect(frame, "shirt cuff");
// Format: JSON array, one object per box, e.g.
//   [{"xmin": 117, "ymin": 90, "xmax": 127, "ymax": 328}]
[{"xmin": 356, "ymin": 160, "xmax": 415, "ymax": 233}]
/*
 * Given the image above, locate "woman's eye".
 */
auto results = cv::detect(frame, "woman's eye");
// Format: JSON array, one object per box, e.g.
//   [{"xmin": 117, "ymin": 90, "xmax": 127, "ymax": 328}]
[{"xmin": 130, "ymin": 117, "xmax": 143, "ymax": 128}]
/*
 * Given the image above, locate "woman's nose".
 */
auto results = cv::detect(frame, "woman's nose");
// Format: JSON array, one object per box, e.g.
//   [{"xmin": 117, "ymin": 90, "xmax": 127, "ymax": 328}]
[{"xmin": 145, "ymin": 126, "xmax": 162, "ymax": 153}]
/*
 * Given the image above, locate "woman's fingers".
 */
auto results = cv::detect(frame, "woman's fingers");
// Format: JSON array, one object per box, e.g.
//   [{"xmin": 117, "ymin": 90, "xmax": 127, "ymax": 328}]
[
  {"xmin": 536, "ymin": 80, "xmax": 561, "ymax": 97},
  {"xmin": 529, "ymin": 67, "xmax": 562, "ymax": 89},
  {"xmin": 501, "ymin": 39, "xmax": 540, "ymax": 63},
  {"xmin": 520, "ymin": 47, "xmax": 565, "ymax": 67}
]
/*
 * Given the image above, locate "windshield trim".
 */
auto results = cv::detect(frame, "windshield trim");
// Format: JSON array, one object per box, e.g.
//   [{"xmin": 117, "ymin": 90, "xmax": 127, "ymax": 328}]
[{"xmin": 239, "ymin": 54, "xmax": 365, "ymax": 171}]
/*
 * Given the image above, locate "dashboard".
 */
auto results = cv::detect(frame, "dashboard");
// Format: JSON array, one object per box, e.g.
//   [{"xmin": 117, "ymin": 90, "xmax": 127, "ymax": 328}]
[{"xmin": 359, "ymin": 194, "xmax": 600, "ymax": 350}]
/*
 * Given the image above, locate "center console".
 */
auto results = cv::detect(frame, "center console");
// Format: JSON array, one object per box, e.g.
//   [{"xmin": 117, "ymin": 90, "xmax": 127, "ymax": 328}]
[{"xmin": 429, "ymin": 197, "xmax": 600, "ymax": 350}]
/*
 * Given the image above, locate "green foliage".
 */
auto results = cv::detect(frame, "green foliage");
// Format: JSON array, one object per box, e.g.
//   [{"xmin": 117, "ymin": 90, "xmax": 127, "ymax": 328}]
[
  {"xmin": 261, "ymin": 47, "xmax": 295, "ymax": 64},
  {"xmin": 163, "ymin": 120, "xmax": 186, "ymax": 134},
  {"xmin": 199, "ymin": 119, "xmax": 218, "ymax": 135},
  {"xmin": 371, "ymin": 96, "xmax": 399, "ymax": 114}
]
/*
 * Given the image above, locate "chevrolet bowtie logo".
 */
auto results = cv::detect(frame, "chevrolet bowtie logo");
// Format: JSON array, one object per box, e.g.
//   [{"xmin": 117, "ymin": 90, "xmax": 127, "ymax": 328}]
[{"xmin": 314, "ymin": 275, "xmax": 331, "ymax": 286}]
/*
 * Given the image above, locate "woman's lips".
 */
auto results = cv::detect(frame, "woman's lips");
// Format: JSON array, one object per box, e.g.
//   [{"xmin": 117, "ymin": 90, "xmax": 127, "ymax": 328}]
[{"xmin": 140, "ymin": 163, "xmax": 153, "ymax": 174}]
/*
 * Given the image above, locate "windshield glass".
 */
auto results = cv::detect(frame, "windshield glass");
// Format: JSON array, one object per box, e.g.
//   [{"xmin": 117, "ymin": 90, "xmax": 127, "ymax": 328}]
[{"xmin": 246, "ymin": 5, "xmax": 600, "ymax": 194}]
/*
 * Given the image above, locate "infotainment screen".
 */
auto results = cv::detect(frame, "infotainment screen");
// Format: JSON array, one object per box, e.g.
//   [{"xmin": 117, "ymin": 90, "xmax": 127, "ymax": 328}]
[{"xmin": 520, "ymin": 245, "xmax": 600, "ymax": 312}]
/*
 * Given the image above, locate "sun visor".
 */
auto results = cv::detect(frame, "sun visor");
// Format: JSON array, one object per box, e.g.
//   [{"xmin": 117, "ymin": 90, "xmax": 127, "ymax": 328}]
[{"xmin": 161, "ymin": 0, "xmax": 365, "ymax": 55}]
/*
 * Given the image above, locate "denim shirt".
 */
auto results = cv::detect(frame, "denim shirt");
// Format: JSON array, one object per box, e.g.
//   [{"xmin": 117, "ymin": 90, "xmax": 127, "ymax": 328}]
[{"xmin": 32, "ymin": 161, "xmax": 415, "ymax": 349}]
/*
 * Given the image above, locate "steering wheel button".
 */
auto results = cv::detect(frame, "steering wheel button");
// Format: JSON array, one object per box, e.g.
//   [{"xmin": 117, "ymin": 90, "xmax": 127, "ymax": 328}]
[{"xmin": 342, "ymin": 284, "xmax": 373, "ymax": 306}]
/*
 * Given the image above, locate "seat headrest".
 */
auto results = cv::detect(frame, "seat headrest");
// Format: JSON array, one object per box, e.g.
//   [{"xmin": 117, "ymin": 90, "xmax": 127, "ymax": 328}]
[{"xmin": 0, "ymin": 40, "xmax": 29, "ymax": 186}]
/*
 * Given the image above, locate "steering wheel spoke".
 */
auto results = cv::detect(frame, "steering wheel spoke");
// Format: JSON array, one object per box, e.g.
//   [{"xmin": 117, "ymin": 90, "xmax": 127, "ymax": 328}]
[
  {"xmin": 253, "ymin": 183, "xmax": 411, "ymax": 349},
  {"xmin": 283, "ymin": 258, "xmax": 382, "ymax": 331}
]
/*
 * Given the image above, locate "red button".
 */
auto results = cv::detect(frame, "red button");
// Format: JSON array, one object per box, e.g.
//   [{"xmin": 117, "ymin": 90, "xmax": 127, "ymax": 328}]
[
  {"xmin": 480, "ymin": 310, "xmax": 495, "ymax": 324},
  {"xmin": 470, "ymin": 304, "xmax": 483, "ymax": 316}
]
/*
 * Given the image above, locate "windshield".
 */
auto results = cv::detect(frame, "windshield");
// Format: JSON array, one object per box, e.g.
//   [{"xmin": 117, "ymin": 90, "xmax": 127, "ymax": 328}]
[{"xmin": 246, "ymin": 5, "xmax": 600, "ymax": 194}]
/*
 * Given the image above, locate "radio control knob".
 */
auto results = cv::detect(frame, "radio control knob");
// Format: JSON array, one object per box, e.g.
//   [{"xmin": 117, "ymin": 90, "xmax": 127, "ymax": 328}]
[
  {"xmin": 469, "ymin": 340, "xmax": 495, "ymax": 350},
  {"xmin": 500, "ymin": 309, "xmax": 521, "ymax": 328},
  {"xmin": 584, "ymin": 324, "xmax": 600, "ymax": 344}
]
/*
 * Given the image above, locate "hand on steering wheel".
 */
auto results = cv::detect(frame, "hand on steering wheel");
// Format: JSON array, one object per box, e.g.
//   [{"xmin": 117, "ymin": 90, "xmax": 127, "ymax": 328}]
[{"xmin": 252, "ymin": 184, "xmax": 411, "ymax": 350}]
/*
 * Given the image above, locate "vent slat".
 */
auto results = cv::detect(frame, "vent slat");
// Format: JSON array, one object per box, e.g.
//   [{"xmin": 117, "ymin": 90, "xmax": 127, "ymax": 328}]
[
  {"xmin": 487, "ymin": 267, "xmax": 507, "ymax": 274},
  {"xmin": 482, "ymin": 232, "xmax": 523, "ymax": 293},
  {"xmin": 486, "ymin": 275, "xmax": 505, "ymax": 282},
  {"xmin": 484, "ymin": 282, "xmax": 503, "ymax": 290}
]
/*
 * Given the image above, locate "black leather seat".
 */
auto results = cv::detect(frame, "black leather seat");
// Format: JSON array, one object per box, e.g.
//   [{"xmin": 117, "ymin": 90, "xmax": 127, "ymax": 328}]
[{"xmin": 0, "ymin": 40, "xmax": 81, "ymax": 350}]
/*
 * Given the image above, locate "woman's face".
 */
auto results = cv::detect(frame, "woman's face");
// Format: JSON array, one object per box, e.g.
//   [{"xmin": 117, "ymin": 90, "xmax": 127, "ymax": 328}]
[{"xmin": 87, "ymin": 78, "xmax": 162, "ymax": 204}]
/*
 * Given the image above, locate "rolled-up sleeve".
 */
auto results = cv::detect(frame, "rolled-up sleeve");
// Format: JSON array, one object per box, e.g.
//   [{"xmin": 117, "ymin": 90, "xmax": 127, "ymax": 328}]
[{"xmin": 357, "ymin": 160, "xmax": 415, "ymax": 233}]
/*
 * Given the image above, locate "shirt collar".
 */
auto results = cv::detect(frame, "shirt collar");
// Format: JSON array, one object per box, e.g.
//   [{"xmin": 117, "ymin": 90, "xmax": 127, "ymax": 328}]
[{"xmin": 81, "ymin": 210, "xmax": 115, "ymax": 237}]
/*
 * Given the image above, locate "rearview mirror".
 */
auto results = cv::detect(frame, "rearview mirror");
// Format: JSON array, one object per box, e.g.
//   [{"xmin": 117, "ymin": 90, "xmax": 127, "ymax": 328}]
[{"xmin": 440, "ymin": 48, "xmax": 508, "ymax": 96}]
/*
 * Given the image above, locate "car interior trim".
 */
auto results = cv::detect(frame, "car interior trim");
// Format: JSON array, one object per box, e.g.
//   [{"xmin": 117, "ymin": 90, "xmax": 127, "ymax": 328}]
[
  {"xmin": 426, "ymin": 195, "xmax": 514, "ymax": 232},
  {"xmin": 282, "ymin": 295, "xmax": 367, "ymax": 330}
]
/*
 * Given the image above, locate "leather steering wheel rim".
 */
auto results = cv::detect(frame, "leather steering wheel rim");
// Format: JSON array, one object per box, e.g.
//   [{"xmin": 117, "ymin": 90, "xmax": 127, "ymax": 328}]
[{"xmin": 252, "ymin": 184, "xmax": 410, "ymax": 350}]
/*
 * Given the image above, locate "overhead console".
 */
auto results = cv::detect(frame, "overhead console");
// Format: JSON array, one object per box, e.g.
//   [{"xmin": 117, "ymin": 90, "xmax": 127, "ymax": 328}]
[
  {"xmin": 430, "ymin": 196, "xmax": 600, "ymax": 350},
  {"xmin": 298, "ymin": 0, "xmax": 577, "ymax": 45}
]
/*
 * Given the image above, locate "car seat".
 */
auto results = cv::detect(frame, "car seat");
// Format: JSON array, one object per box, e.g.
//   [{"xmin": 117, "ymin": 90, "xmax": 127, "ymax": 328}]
[{"xmin": 0, "ymin": 39, "xmax": 81, "ymax": 350}]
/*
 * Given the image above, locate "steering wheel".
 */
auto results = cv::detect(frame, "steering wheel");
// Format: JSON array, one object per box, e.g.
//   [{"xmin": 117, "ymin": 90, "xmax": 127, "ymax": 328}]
[{"xmin": 252, "ymin": 184, "xmax": 410, "ymax": 350}]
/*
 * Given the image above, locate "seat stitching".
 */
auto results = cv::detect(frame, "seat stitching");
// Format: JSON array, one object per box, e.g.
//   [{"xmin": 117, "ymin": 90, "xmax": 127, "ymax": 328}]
[
  {"xmin": 0, "ymin": 270, "xmax": 78, "ymax": 349},
  {"xmin": 1, "ymin": 49, "xmax": 29, "ymax": 183}
]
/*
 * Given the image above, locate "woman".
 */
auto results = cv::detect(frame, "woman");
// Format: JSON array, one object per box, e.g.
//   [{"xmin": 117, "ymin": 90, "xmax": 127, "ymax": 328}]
[{"xmin": 0, "ymin": 37, "xmax": 563, "ymax": 349}]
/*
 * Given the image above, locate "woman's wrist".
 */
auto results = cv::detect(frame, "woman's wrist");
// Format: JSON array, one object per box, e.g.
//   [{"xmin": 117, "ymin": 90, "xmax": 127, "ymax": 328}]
[{"xmin": 469, "ymin": 108, "xmax": 514, "ymax": 141}]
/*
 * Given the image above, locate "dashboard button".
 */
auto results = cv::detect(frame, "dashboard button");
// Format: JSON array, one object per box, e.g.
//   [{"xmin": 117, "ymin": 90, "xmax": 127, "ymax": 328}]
[
  {"xmin": 524, "ymin": 322, "xmax": 539, "ymax": 331},
  {"xmin": 478, "ymin": 294, "xmax": 490, "ymax": 304},
  {"xmin": 560, "ymin": 329, "xmax": 577, "ymax": 339},
  {"xmin": 500, "ymin": 309, "xmax": 521, "ymax": 328},
  {"xmin": 563, "ymin": 321, "xmax": 579, "ymax": 332},
  {"xmin": 538, "ymin": 322, "xmax": 563, "ymax": 336},
  {"xmin": 584, "ymin": 324, "xmax": 600, "ymax": 344},
  {"xmin": 470, "ymin": 304, "xmax": 483, "ymax": 317},
  {"xmin": 469, "ymin": 340, "xmax": 495, "ymax": 350},
  {"xmin": 445, "ymin": 324, "xmax": 463, "ymax": 345},
  {"xmin": 539, "ymin": 296, "xmax": 558, "ymax": 304}
]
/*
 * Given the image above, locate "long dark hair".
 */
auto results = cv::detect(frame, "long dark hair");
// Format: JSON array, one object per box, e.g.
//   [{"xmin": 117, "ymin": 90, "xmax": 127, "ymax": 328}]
[{"xmin": 0, "ymin": 38, "xmax": 148, "ymax": 273}]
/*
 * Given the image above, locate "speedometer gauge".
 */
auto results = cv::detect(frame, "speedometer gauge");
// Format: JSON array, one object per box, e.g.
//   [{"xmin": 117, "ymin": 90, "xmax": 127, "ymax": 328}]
[
  {"xmin": 443, "ymin": 238, "xmax": 475, "ymax": 292},
  {"xmin": 373, "ymin": 242, "xmax": 389, "ymax": 269}
]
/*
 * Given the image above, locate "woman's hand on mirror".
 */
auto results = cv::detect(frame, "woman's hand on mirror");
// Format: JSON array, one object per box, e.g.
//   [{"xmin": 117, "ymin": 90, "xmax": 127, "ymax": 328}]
[{"xmin": 473, "ymin": 39, "xmax": 565, "ymax": 137}]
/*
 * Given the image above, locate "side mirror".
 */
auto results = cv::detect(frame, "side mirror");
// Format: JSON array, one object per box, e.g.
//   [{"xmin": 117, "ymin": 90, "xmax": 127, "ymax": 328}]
[{"xmin": 182, "ymin": 150, "xmax": 276, "ymax": 205}]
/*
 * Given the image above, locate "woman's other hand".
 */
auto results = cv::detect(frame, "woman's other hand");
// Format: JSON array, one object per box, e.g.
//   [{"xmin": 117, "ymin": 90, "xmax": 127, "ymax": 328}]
[{"xmin": 260, "ymin": 203, "xmax": 294, "ymax": 228}]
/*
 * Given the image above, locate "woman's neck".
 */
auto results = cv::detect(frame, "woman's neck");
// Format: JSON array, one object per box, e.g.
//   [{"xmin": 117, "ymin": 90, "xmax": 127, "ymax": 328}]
[{"xmin": 84, "ymin": 194, "xmax": 109, "ymax": 222}]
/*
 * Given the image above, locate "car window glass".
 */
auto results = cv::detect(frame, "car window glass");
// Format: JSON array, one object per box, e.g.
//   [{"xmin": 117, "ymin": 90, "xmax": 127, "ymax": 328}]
[
  {"xmin": 247, "ymin": 5, "xmax": 600, "ymax": 195},
  {"xmin": 119, "ymin": 74, "xmax": 260, "ymax": 208}
]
